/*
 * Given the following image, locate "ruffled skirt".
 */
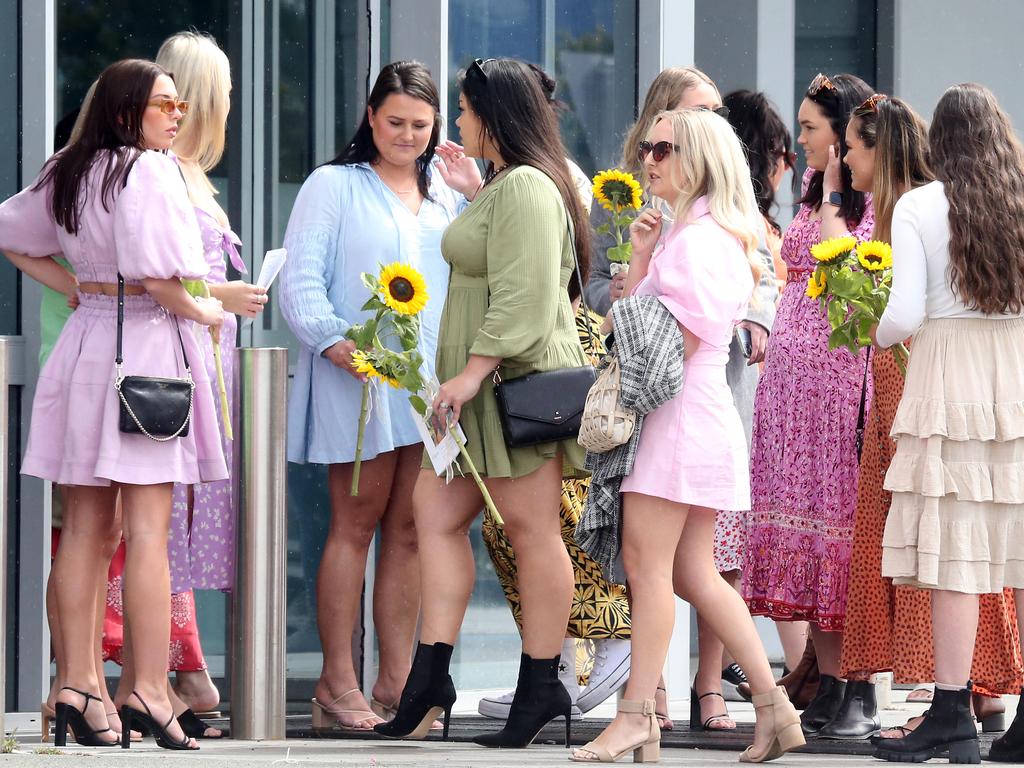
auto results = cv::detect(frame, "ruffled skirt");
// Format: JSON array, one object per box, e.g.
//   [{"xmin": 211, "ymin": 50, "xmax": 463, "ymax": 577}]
[{"xmin": 882, "ymin": 317, "xmax": 1024, "ymax": 593}]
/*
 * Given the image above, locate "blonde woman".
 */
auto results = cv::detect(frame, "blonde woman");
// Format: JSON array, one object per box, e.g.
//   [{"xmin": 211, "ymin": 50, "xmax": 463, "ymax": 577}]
[{"xmin": 571, "ymin": 109, "xmax": 801, "ymax": 763}]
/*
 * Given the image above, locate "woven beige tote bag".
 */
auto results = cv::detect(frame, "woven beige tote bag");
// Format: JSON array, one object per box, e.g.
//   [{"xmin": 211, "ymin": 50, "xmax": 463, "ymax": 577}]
[{"xmin": 577, "ymin": 355, "xmax": 636, "ymax": 453}]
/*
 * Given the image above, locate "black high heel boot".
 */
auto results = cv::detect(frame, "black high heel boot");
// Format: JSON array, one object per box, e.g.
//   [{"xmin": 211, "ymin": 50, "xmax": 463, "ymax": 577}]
[
  {"xmin": 53, "ymin": 686, "xmax": 118, "ymax": 747},
  {"xmin": 374, "ymin": 642, "xmax": 456, "ymax": 740},
  {"xmin": 874, "ymin": 686, "xmax": 979, "ymax": 763},
  {"xmin": 988, "ymin": 690, "xmax": 1024, "ymax": 762},
  {"xmin": 474, "ymin": 653, "xmax": 572, "ymax": 748},
  {"xmin": 799, "ymin": 674, "xmax": 845, "ymax": 736},
  {"xmin": 817, "ymin": 679, "xmax": 880, "ymax": 740}
]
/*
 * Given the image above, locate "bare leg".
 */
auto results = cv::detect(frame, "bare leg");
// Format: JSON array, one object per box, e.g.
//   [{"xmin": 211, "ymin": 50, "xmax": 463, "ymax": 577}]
[
  {"xmin": 573, "ymin": 492, "xmax": 688, "ymax": 759},
  {"xmin": 95, "ymin": 515, "xmax": 123, "ymax": 730},
  {"xmin": 776, "ymin": 620, "xmax": 809, "ymax": 672},
  {"xmin": 173, "ymin": 670, "xmax": 220, "ymax": 714},
  {"xmin": 932, "ymin": 590, "xmax": 979, "ymax": 686},
  {"xmin": 693, "ymin": 569, "xmax": 742, "ymax": 729},
  {"xmin": 314, "ymin": 452, "xmax": 400, "ymax": 728},
  {"xmin": 486, "ymin": 458, "xmax": 571, "ymax": 658},
  {"xmin": 45, "ymin": 550, "xmax": 62, "ymax": 711},
  {"xmin": 119, "ymin": 482, "xmax": 194, "ymax": 748},
  {"xmin": 53, "ymin": 485, "xmax": 119, "ymax": 742},
  {"xmin": 371, "ymin": 445, "xmax": 424, "ymax": 707},
  {"xmin": 809, "ymin": 625, "xmax": 844, "ymax": 678}
]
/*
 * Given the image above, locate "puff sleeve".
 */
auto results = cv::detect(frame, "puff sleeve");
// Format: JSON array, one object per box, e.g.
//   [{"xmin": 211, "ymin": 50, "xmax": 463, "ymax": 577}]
[
  {"xmin": 0, "ymin": 173, "xmax": 62, "ymax": 257},
  {"xmin": 469, "ymin": 170, "xmax": 565, "ymax": 363},
  {"xmin": 279, "ymin": 166, "xmax": 351, "ymax": 355},
  {"xmin": 113, "ymin": 151, "xmax": 207, "ymax": 281},
  {"xmin": 652, "ymin": 228, "xmax": 752, "ymax": 347}
]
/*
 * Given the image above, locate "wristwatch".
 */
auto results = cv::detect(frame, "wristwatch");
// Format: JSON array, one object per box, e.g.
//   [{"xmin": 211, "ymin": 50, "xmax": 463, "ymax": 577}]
[{"xmin": 828, "ymin": 190, "xmax": 843, "ymax": 207}]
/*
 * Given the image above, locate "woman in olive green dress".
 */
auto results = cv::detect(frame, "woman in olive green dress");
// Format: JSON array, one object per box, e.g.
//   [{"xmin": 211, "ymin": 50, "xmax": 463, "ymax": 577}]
[{"xmin": 375, "ymin": 57, "xmax": 591, "ymax": 749}]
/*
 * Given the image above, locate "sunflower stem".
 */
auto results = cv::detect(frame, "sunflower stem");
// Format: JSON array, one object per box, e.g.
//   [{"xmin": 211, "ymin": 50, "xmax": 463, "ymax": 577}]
[
  {"xmin": 350, "ymin": 381, "xmax": 370, "ymax": 496},
  {"xmin": 450, "ymin": 427, "xmax": 503, "ymax": 525},
  {"xmin": 893, "ymin": 342, "xmax": 910, "ymax": 377}
]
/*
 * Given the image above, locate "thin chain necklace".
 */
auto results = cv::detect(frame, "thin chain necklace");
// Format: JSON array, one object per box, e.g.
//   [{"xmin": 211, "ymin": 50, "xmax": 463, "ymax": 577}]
[{"xmin": 371, "ymin": 162, "xmax": 418, "ymax": 195}]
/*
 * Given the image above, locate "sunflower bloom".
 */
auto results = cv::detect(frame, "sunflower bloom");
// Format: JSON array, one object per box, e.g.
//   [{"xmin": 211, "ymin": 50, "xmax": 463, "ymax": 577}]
[
  {"xmin": 856, "ymin": 240, "xmax": 893, "ymax": 271},
  {"xmin": 592, "ymin": 169, "xmax": 643, "ymax": 213},
  {"xmin": 378, "ymin": 262, "xmax": 428, "ymax": 316},
  {"xmin": 810, "ymin": 236, "xmax": 857, "ymax": 265},
  {"xmin": 806, "ymin": 270, "xmax": 828, "ymax": 299},
  {"xmin": 351, "ymin": 350, "xmax": 401, "ymax": 388}
]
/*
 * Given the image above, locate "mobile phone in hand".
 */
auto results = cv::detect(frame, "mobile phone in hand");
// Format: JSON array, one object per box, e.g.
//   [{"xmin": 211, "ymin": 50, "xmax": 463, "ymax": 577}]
[{"xmin": 736, "ymin": 327, "xmax": 752, "ymax": 359}]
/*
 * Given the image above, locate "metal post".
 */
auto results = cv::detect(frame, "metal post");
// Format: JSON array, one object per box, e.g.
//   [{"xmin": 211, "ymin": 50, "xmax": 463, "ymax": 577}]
[
  {"xmin": 230, "ymin": 348, "xmax": 288, "ymax": 740},
  {"xmin": 0, "ymin": 337, "xmax": 8, "ymax": 735}
]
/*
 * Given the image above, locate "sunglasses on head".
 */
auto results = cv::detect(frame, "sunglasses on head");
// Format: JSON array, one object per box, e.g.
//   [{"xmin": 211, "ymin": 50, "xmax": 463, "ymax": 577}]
[
  {"xmin": 468, "ymin": 58, "xmax": 496, "ymax": 83},
  {"xmin": 807, "ymin": 72, "xmax": 836, "ymax": 96},
  {"xmin": 148, "ymin": 98, "xmax": 189, "ymax": 116},
  {"xmin": 854, "ymin": 93, "xmax": 888, "ymax": 115},
  {"xmin": 697, "ymin": 104, "xmax": 731, "ymax": 119},
  {"xmin": 638, "ymin": 140, "xmax": 679, "ymax": 163}
]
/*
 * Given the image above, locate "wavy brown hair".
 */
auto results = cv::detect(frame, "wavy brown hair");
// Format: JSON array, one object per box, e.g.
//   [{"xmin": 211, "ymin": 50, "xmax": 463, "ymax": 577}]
[
  {"xmin": 851, "ymin": 95, "xmax": 933, "ymax": 243},
  {"xmin": 930, "ymin": 83, "xmax": 1024, "ymax": 315},
  {"xmin": 461, "ymin": 58, "xmax": 591, "ymax": 299}
]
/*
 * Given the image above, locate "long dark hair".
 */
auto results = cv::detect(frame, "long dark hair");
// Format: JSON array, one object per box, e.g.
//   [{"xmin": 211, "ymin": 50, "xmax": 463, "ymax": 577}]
[
  {"xmin": 929, "ymin": 83, "xmax": 1024, "ymax": 315},
  {"xmin": 460, "ymin": 58, "xmax": 591, "ymax": 299},
  {"xmin": 35, "ymin": 58, "xmax": 166, "ymax": 234},
  {"xmin": 723, "ymin": 89, "xmax": 794, "ymax": 235},
  {"xmin": 799, "ymin": 72, "xmax": 873, "ymax": 223},
  {"xmin": 329, "ymin": 61, "xmax": 441, "ymax": 201},
  {"xmin": 851, "ymin": 95, "xmax": 932, "ymax": 243}
]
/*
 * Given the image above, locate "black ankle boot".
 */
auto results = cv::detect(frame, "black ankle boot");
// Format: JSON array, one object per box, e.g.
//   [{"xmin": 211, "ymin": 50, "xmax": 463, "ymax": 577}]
[
  {"xmin": 374, "ymin": 642, "xmax": 456, "ymax": 740},
  {"xmin": 874, "ymin": 686, "xmax": 979, "ymax": 763},
  {"xmin": 817, "ymin": 680, "xmax": 881, "ymax": 740},
  {"xmin": 989, "ymin": 691, "xmax": 1024, "ymax": 762},
  {"xmin": 473, "ymin": 653, "xmax": 571, "ymax": 748},
  {"xmin": 800, "ymin": 674, "xmax": 845, "ymax": 736}
]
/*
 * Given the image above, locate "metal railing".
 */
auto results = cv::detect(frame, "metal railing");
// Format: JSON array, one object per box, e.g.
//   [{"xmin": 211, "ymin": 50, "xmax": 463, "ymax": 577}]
[
  {"xmin": 230, "ymin": 347, "xmax": 289, "ymax": 740},
  {"xmin": 0, "ymin": 337, "xmax": 9, "ymax": 736}
]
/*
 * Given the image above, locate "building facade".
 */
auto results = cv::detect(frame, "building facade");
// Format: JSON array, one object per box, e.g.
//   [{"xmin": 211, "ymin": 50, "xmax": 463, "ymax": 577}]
[{"xmin": 4, "ymin": 0, "xmax": 1023, "ymax": 715}]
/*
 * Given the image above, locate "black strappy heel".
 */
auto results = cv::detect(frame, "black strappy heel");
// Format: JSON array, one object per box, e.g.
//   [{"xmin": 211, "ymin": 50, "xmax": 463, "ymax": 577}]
[
  {"xmin": 689, "ymin": 687, "xmax": 736, "ymax": 731},
  {"xmin": 119, "ymin": 691, "xmax": 198, "ymax": 751},
  {"xmin": 53, "ymin": 686, "xmax": 119, "ymax": 747}
]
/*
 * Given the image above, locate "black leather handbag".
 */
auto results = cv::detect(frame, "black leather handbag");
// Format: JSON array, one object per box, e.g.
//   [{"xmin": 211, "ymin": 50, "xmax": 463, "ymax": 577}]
[
  {"xmin": 114, "ymin": 274, "xmax": 195, "ymax": 441},
  {"xmin": 493, "ymin": 219, "xmax": 597, "ymax": 448}
]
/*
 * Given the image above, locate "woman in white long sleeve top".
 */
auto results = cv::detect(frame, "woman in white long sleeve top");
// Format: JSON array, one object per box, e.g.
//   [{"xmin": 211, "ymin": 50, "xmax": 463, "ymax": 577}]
[{"xmin": 872, "ymin": 83, "xmax": 1024, "ymax": 765}]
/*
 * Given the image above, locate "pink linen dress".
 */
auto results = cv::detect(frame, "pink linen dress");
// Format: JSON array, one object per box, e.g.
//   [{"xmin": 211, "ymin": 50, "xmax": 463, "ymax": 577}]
[
  {"xmin": 620, "ymin": 197, "xmax": 754, "ymax": 511},
  {"xmin": 741, "ymin": 170, "xmax": 874, "ymax": 631},
  {"xmin": 168, "ymin": 207, "xmax": 241, "ymax": 592},
  {"xmin": 0, "ymin": 150, "xmax": 228, "ymax": 487}
]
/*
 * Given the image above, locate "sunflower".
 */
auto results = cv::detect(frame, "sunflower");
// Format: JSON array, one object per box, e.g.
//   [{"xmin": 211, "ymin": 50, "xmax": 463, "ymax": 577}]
[
  {"xmin": 806, "ymin": 270, "xmax": 828, "ymax": 299},
  {"xmin": 378, "ymin": 262, "xmax": 428, "ymax": 316},
  {"xmin": 856, "ymin": 240, "xmax": 893, "ymax": 271},
  {"xmin": 351, "ymin": 350, "xmax": 401, "ymax": 388},
  {"xmin": 592, "ymin": 169, "xmax": 643, "ymax": 213},
  {"xmin": 810, "ymin": 236, "xmax": 857, "ymax": 265}
]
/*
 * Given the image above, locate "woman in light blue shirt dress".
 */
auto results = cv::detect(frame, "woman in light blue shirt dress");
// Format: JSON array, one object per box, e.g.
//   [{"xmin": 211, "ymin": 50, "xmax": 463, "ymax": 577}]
[{"xmin": 279, "ymin": 61, "xmax": 475, "ymax": 732}]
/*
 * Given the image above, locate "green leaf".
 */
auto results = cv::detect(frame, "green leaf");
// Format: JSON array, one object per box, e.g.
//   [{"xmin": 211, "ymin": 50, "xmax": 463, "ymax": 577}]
[
  {"xmin": 181, "ymin": 279, "xmax": 209, "ymax": 298},
  {"xmin": 409, "ymin": 394, "xmax": 428, "ymax": 415},
  {"xmin": 607, "ymin": 243, "xmax": 632, "ymax": 263},
  {"xmin": 827, "ymin": 298, "xmax": 848, "ymax": 329},
  {"xmin": 360, "ymin": 272, "xmax": 379, "ymax": 292},
  {"xmin": 595, "ymin": 223, "xmax": 611, "ymax": 236}
]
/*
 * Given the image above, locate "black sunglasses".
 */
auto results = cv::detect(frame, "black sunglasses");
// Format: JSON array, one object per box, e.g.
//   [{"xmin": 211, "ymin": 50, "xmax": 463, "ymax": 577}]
[
  {"xmin": 700, "ymin": 105, "xmax": 731, "ymax": 119},
  {"xmin": 638, "ymin": 140, "xmax": 679, "ymax": 163},
  {"xmin": 468, "ymin": 57, "xmax": 496, "ymax": 82}
]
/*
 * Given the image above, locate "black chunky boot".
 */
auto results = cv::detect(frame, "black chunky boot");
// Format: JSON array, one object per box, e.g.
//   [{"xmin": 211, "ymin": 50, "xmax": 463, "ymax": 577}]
[
  {"xmin": 874, "ymin": 686, "xmax": 979, "ymax": 763},
  {"xmin": 799, "ymin": 674, "xmax": 845, "ymax": 736},
  {"xmin": 989, "ymin": 690, "xmax": 1024, "ymax": 762},
  {"xmin": 817, "ymin": 679, "xmax": 881, "ymax": 740},
  {"xmin": 474, "ymin": 653, "xmax": 572, "ymax": 748},
  {"xmin": 374, "ymin": 642, "xmax": 456, "ymax": 740}
]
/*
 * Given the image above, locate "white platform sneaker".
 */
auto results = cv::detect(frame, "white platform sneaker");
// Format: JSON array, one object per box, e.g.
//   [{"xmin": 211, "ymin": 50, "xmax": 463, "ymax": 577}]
[
  {"xmin": 575, "ymin": 638, "xmax": 631, "ymax": 713},
  {"xmin": 478, "ymin": 638, "xmax": 584, "ymax": 720}
]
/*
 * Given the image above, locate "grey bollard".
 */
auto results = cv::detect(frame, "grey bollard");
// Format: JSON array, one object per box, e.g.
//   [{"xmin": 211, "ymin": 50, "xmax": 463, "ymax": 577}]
[
  {"xmin": 230, "ymin": 348, "xmax": 288, "ymax": 740},
  {"xmin": 0, "ymin": 338, "xmax": 8, "ymax": 737}
]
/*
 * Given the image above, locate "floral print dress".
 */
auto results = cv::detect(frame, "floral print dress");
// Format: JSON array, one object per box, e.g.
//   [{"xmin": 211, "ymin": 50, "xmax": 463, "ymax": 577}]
[{"xmin": 742, "ymin": 171, "xmax": 874, "ymax": 631}]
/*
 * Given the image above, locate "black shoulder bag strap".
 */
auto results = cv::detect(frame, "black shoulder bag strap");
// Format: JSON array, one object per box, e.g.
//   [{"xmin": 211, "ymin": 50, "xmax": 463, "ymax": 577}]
[
  {"xmin": 854, "ymin": 348, "xmax": 871, "ymax": 461},
  {"xmin": 115, "ymin": 273, "xmax": 192, "ymax": 380}
]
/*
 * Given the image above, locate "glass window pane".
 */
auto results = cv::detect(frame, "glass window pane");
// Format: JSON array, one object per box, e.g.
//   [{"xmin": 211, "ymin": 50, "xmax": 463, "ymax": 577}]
[{"xmin": 0, "ymin": 0, "xmax": 18, "ymax": 335}]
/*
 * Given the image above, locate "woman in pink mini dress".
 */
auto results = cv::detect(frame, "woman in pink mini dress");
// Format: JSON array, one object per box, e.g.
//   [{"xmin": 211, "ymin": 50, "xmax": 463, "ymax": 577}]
[
  {"xmin": 0, "ymin": 59, "xmax": 226, "ymax": 750},
  {"xmin": 571, "ymin": 109, "xmax": 802, "ymax": 764}
]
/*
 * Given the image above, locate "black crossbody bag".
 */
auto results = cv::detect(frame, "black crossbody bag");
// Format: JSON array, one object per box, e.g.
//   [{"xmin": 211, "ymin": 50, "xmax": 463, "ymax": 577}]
[
  {"xmin": 493, "ymin": 220, "xmax": 597, "ymax": 448},
  {"xmin": 114, "ymin": 274, "xmax": 195, "ymax": 440}
]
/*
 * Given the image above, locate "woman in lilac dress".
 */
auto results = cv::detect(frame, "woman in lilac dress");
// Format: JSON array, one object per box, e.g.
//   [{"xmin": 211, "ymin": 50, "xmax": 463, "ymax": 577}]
[
  {"xmin": 741, "ymin": 73, "xmax": 875, "ymax": 735},
  {"xmin": 0, "ymin": 59, "xmax": 225, "ymax": 750}
]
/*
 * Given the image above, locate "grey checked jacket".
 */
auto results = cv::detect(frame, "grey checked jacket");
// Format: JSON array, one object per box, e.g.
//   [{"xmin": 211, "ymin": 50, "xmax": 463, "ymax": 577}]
[{"xmin": 575, "ymin": 295, "xmax": 684, "ymax": 583}]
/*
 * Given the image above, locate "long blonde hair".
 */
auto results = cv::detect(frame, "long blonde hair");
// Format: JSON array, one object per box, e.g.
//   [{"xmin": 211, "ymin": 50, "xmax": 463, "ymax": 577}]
[
  {"xmin": 620, "ymin": 66, "xmax": 719, "ymax": 174},
  {"xmin": 648, "ymin": 108, "xmax": 762, "ymax": 281},
  {"xmin": 155, "ymin": 32, "xmax": 231, "ymax": 191}
]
